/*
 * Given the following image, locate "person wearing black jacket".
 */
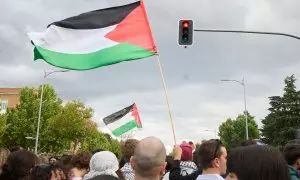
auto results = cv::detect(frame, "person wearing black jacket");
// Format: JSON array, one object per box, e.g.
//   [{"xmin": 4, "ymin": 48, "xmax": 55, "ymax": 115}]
[
  {"xmin": 168, "ymin": 145, "xmax": 201, "ymax": 180},
  {"xmin": 169, "ymin": 143, "xmax": 228, "ymax": 180}
]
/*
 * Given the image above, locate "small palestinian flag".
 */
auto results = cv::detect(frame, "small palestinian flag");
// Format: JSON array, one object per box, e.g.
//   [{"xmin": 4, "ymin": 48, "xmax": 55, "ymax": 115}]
[
  {"xmin": 28, "ymin": 1, "xmax": 157, "ymax": 70},
  {"xmin": 103, "ymin": 103, "xmax": 142, "ymax": 137}
]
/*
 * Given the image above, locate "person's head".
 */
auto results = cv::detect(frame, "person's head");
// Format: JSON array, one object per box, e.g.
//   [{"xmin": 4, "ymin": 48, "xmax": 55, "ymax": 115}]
[
  {"xmin": 6, "ymin": 149, "xmax": 37, "ymax": 179},
  {"xmin": 198, "ymin": 139, "xmax": 227, "ymax": 175},
  {"xmin": 49, "ymin": 157, "xmax": 57, "ymax": 165},
  {"xmin": 31, "ymin": 163, "xmax": 66, "ymax": 180},
  {"xmin": 130, "ymin": 136, "xmax": 167, "ymax": 179},
  {"xmin": 0, "ymin": 148, "xmax": 9, "ymax": 175},
  {"xmin": 192, "ymin": 146, "xmax": 202, "ymax": 171},
  {"xmin": 121, "ymin": 139, "xmax": 139, "ymax": 163},
  {"xmin": 9, "ymin": 146, "xmax": 23, "ymax": 153},
  {"xmin": 71, "ymin": 151, "xmax": 92, "ymax": 170},
  {"xmin": 227, "ymin": 145, "xmax": 289, "ymax": 180},
  {"xmin": 37, "ymin": 155, "xmax": 49, "ymax": 164},
  {"xmin": 89, "ymin": 174, "xmax": 119, "ymax": 180},
  {"xmin": 188, "ymin": 141, "xmax": 196, "ymax": 151},
  {"xmin": 83, "ymin": 151, "xmax": 119, "ymax": 180},
  {"xmin": 30, "ymin": 164, "xmax": 53, "ymax": 180},
  {"xmin": 239, "ymin": 139, "xmax": 264, "ymax": 147},
  {"xmin": 0, "ymin": 148, "xmax": 9, "ymax": 167},
  {"xmin": 51, "ymin": 163, "xmax": 67, "ymax": 180},
  {"xmin": 180, "ymin": 142, "xmax": 193, "ymax": 161},
  {"xmin": 283, "ymin": 144, "xmax": 300, "ymax": 169},
  {"xmin": 56, "ymin": 154, "xmax": 73, "ymax": 179}
]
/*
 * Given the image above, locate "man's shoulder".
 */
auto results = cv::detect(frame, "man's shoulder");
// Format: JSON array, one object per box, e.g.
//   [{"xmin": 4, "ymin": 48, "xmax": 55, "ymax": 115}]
[{"xmin": 196, "ymin": 174, "xmax": 224, "ymax": 180}]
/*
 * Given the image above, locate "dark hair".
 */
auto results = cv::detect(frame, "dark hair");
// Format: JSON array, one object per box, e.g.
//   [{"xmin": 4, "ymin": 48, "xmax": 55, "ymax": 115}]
[
  {"xmin": 89, "ymin": 174, "xmax": 119, "ymax": 180},
  {"xmin": 49, "ymin": 156, "xmax": 56, "ymax": 161},
  {"xmin": 8, "ymin": 146, "xmax": 23, "ymax": 153},
  {"xmin": 198, "ymin": 139, "xmax": 224, "ymax": 169},
  {"xmin": 283, "ymin": 144, "xmax": 300, "ymax": 166},
  {"xmin": 0, "ymin": 150, "xmax": 37, "ymax": 180},
  {"xmin": 71, "ymin": 151, "xmax": 92, "ymax": 169},
  {"xmin": 228, "ymin": 145, "xmax": 290, "ymax": 180},
  {"xmin": 119, "ymin": 157, "xmax": 126, "ymax": 169},
  {"xmin": 239, "ymin": 139, "xmax": 264, "ymax": 147},
  {"xmin": 92, "ymin": 149, "xmax": 105, "ymax": 155},
  {"xmin": 121, "ymin": 139, "xmax": 139, "ymax": 162},
  {"xmin": 56, "ymin": 154, "xmax": 73, "ymax": 179},
  {"xmin": 116, "ymin": 169, "xmax": 124, "ymax": 180},
  {"xmin": 165, "ymin": 156, "xmax": 173, "ymax": 172},
  {"xmin": 193, "ymin": 146, "xmax": 202, "ymax": 172},
  {"xmin": 30, "ymin": 164, "xmax": 52, "ymax": 180}
]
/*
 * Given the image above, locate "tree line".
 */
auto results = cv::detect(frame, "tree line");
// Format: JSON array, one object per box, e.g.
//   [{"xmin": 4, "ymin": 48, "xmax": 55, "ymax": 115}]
[
  {"xmin": 218, "ymin": 75, "xmax": 300, "ymax": 148},
  {"xmin": 1, "ymin": 75, "xmax": 299, "ymax": 153},
  {"xmin": 0, "ymin": 84, "xmax": 121, "ymax": 157}
]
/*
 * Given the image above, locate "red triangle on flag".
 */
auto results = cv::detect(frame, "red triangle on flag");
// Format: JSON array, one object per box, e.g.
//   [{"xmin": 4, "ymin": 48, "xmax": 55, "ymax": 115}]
[
  {"xmin": 132, "ymin": 103, "xmax": 142, "ymax": 128},
  {"xmin": 105, "ymin": 5, "xmax": 157, "ymax": 53}
]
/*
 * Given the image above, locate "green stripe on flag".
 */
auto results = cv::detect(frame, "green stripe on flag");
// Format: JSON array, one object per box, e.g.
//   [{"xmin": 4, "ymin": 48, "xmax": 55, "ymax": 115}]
[
  {"xmin": 112, "ymin": 120, "xmax": 138, "ymax": 136},
  {"xmin": 33, "ymin": 43, "xmax": 155, "ymax": 70}
]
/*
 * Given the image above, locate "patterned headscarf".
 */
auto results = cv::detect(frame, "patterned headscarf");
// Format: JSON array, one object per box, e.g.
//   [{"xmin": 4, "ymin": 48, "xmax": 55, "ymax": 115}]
[{"xmin": 83, "ymin": 151, "xmax": 119, "ymax": 180}]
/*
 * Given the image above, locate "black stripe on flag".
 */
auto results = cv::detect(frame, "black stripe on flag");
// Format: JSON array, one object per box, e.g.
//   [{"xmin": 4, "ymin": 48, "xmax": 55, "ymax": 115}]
[
  {"xmin": 48, "ymin": 1, "xmax": 140, "ymax": 29},
  {"xmin": 103, "ymin": 104, "xmax": 134, "ymax": 125}
]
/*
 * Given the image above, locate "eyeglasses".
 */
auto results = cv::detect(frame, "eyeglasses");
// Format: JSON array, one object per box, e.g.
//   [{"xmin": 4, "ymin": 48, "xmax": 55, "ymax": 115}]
[{"xmin": 212, "ymin": 139, "xmax": 221, "ymax": 159}]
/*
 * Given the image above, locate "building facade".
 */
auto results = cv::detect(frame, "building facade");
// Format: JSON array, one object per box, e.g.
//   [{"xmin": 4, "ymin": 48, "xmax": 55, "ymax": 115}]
[{"xmin": 0, "ymin": 88, "xmax": 22, "ymax": 114}]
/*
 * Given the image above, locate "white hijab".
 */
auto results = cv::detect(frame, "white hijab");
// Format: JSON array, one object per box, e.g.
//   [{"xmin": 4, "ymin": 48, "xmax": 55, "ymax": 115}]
[{"xmin": 83, "ymin": 151, "xmax": 119, "ymax": 180}]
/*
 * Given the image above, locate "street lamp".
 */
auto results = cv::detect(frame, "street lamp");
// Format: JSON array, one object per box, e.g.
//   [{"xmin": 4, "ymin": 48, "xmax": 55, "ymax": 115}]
[
  {"xmin": 34, "ymin": 70, "xmax": 69, "ymax": 155},
  {"xmin": 221, "ymin": 77, "xmax": 249, "ymax": 140}
]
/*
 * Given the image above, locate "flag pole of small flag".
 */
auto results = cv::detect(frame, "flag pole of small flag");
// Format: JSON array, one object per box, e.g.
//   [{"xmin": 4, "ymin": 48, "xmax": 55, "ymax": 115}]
[
  {"xmin": 103, "ymin": 103, "xmax": 142, "ymax": 137},
  {"xmin": 28, "ymin": 1, "xmax": 157, "ymax": 70}
]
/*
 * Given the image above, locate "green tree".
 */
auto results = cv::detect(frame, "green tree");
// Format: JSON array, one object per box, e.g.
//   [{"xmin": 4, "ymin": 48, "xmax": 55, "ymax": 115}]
[
  {"xmin": 109, "ymin": 139, "xmax": 122, "ymax": 159},
  {"xmin": 218, "ymin": 113, "xmax": 260, "ymax": 148},
  {"xmin": 2, "ymin": 85, "xmax": 63, "ymax": 149},
  {"xmin": 81, "ymin": 123, "xmax": 110, "ymax": 152},
  {"xmin": 0, "ymin": 85, "xmax": 118, "ymax": 154},
  {"xmin": 0, "ymin": 114, "xmax": 8, "ymax": 145},
  {"xmin": 261, "ymin": 75, "xmax": 300, "ymax": 146},
  {"xmin": 44, "ymin": 100, "xmax": 94, "ymax": 153}
]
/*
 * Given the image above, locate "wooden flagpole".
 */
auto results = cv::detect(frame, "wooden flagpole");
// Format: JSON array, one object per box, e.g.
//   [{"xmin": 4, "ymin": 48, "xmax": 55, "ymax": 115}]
[
  {"xmin": 141, "ymin": 0, "xmax": 177, "ymax": 144},
  {"xmin": 156, "ymin": 55, "xmax": 177, "ymax": 145}
]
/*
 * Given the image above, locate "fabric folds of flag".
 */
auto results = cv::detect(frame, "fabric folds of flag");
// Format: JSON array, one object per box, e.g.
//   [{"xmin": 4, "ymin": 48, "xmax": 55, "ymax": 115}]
[
  {"xmin": 29, "ymin": 1, "xmax": 157, "ymax": 70},
  {"xmin": 103, "ymin": 103, "xmax": 142, "ymax": 137}
]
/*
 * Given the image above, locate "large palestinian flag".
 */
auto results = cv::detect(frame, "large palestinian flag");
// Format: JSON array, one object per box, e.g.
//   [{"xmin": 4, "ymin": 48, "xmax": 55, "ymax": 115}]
[
  {"xmin": 28, "ymin": 1, "xmax": 157, "ymax": 70},
  {"xmin": 103, "ymin": 103, "xmax": 142, "ymax": 137}
]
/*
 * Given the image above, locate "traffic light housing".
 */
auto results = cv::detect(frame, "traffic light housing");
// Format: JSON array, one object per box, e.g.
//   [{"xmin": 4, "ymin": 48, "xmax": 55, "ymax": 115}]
[{"xmin": 178, "ymin": 20, "xmax": 193, "ymax": 45}]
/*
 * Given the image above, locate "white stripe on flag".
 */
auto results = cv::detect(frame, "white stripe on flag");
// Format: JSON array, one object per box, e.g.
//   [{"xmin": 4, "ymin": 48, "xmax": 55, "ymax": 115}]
[{"xmin": 28, "ymin": 25, "xmax": 118, "ymax": 54}]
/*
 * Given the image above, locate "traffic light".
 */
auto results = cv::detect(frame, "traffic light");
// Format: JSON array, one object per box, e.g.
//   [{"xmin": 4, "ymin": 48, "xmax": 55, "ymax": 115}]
[{"xmin": 178, "ymin": 20, "xmax": 193, "ymax": 45}]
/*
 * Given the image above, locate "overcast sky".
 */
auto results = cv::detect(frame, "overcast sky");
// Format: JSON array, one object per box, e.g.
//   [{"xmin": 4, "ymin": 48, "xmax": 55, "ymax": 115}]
[{"xmin": 1, "ymin": 0, "xmax": 300, "ymax": 148}]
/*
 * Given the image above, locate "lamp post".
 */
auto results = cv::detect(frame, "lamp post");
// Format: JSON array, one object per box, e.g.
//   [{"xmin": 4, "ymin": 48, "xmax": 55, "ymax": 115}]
[
  {"xmin": 34, "ymin": 70, "xmax": 68, "ymax": 155},
  {"xmin": 221, "ymin": 77, "xmax": 248, "ymax": 140},
  {"xmin": 25, "ymin": 136, "xmax": 35, "ymax": 140}
]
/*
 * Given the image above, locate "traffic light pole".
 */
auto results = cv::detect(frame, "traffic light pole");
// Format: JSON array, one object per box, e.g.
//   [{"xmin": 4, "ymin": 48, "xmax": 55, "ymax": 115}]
[
  {"xmin": 193, "ymin": 29, "xmax": 300, "ymax": 41},
  {"xmin": 190, "ymin": 28, "xmax": 300, "ymax": 140}
]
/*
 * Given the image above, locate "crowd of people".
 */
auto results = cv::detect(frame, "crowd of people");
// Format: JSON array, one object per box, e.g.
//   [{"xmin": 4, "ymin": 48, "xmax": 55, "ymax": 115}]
[{"xmin": 0, "ymin": 136, "xmax": 299, "ymax": 180}]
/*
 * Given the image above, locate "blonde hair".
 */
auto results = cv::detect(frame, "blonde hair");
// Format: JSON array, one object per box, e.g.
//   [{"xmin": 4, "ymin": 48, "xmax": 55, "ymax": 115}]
[{"xmin": 0, "ymin": 148, "xmax": 10, "ymax": 174}]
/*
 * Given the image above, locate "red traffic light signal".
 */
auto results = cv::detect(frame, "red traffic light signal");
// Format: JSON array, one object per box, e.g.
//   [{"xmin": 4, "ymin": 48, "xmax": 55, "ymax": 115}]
[
  {"xmin": 178, "ymin": 20, "xmax": 193, "ymax": 45},
  {"xmin": 183, "ymin": 21, "xmax": 189, "ymax": 28}
]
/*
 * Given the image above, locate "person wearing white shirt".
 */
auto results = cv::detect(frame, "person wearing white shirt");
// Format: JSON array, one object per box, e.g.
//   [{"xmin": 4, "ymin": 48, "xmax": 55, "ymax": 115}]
[{"xmin": 196, "ymin": 139, "xmax": 227, "ymax": 180}]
